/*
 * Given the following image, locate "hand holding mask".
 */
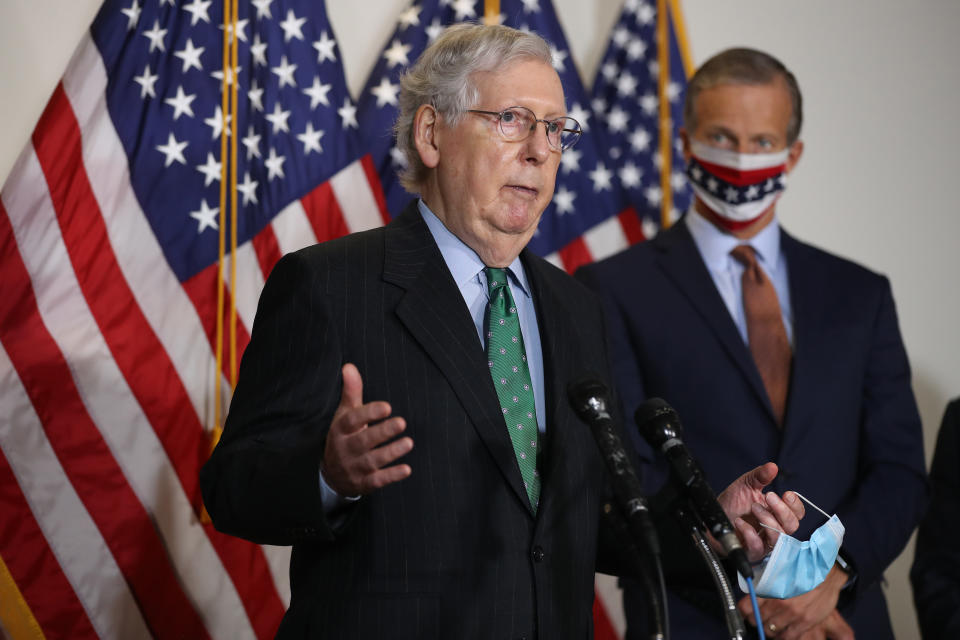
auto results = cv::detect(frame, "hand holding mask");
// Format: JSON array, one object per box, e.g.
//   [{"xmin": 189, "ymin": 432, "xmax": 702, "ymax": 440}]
[{"xmin": 738, "ymin": 492, "xmax": 845, "ymax": 599}]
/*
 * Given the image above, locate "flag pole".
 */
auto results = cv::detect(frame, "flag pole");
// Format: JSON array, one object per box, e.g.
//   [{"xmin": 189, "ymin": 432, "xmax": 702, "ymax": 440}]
[
  {"xmin": 229, "ymin": 0, "xmax": 240, "ymax": 387},
  {"xmin": 213, "ymin": 0, "xmax": 232, "ymax": 448},
  {"xmin": 204, "ymin": 0, "xmax": 234, "ymax": 523},
  {"xmin": 484, "ymin": 0, "xmax": 500, "ymax": 25},
  {"xmin": 668, "ymin": 0, "xmax": 694, "ymax": 78},
  {"xmin": 0, "ymin": 554, "xmax": 43, "ymax": 640},
  {"xmin": 656, "ymin": 0, "xmax": 673, "ymax": 229}
]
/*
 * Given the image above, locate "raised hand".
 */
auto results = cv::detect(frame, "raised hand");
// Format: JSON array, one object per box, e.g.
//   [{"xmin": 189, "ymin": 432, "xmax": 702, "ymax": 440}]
[
  {"xmin": 718, "ymin": 462, "xmax": 805, "ymax": 562},
  {"xmin": 321, "ymin": 363, "xmax": 413, "ymax": 496}
]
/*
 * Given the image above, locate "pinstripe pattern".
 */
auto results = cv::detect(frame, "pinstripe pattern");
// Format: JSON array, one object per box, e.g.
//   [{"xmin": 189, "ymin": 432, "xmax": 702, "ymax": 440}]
[{"xmin": 202, "ymin": 201, "xmax": 621, "ymax": 639}]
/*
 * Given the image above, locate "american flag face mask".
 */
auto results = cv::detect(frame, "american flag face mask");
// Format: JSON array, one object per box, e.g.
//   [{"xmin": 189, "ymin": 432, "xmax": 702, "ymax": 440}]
[{"xmin": 686, "ymin": 139, "xmax": 790, "ymax": 229}]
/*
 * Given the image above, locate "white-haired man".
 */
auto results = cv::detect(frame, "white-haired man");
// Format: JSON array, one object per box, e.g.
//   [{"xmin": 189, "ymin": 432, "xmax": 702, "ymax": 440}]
[{"xmin": 202, "ymin": 25, "xmax": 802, "ymax": 639}]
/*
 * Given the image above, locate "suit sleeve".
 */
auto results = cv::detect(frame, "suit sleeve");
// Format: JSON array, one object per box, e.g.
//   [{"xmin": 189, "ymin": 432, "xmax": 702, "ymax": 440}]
[
  {"xmin": 911, "ymin": 399, "xmax": 960, "ymax": 639},
  {"xmin": 200, "ymin": 250, "xmax": 345, "ymax": 545},
  {"xmin": 836, "ymin": 277, "xmax": 928, "ymax": 591}
]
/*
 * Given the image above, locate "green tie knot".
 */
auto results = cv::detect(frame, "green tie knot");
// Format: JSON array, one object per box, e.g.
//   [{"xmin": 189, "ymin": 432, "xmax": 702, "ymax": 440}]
[{"xmin": 484, "ymin": 266, "xmax": 507, "ymax": 294}]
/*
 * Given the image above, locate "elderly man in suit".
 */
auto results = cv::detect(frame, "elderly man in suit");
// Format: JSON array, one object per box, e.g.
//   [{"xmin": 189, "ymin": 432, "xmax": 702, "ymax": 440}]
[
  {"xmin": 578, "ymin": 48, "xmax": 927, "ymax": 639},
  {"xmin": 201, "ymin": 27, "xmax": 804, "ymax": 639}
]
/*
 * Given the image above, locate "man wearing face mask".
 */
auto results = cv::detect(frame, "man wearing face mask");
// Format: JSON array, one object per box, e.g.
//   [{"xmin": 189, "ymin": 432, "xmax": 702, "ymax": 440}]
[{"xmin": 577, "ymin": 48, "xmax": 927, "ymax": 639}]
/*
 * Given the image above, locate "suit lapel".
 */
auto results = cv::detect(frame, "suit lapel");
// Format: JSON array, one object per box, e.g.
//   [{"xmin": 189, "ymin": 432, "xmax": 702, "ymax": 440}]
[
  {"xmin": 383, "ymin": 203, "xmax": 533, "ymax": 514},
  {"xmin": 653, "ymin": 222, "xmax": 776, "ymax": 420},
  {"xmin": 780, "ymin": 231, "xmax": 826, "ymax": 432}
]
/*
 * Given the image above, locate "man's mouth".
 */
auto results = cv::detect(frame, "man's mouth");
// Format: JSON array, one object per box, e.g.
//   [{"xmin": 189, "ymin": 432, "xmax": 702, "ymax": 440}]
[{"xmin": 506, "ymin": 184, "xmax": 539, "ymax": 198}]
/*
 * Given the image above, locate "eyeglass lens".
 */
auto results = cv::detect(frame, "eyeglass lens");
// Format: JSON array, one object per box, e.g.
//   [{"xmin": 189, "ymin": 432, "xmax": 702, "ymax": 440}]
[{"xmin": 498, "ymin": 107, "xmax": 580, "ymax": 150}]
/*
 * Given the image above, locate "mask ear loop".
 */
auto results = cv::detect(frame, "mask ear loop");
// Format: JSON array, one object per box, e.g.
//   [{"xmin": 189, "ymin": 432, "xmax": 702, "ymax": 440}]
[
  {"xmin": 756, "ymin": 490, "xmax": 832, "ymax": 536},
  {"xmin": 758, "ymin": 521, "xmax": 785, "ymax": 535},
  {"xmin": 791, "ymin": 491, "xmax": 832, "ymax": 520}
]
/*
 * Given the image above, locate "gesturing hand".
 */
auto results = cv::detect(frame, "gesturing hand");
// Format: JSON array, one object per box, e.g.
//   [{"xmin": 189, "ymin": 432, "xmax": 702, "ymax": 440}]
[
  {"xmin": 321, "ymin": 363, "xmax": 413, "ymax": 497},
  {"xmin": 718, "ymin": 462, "xmax": 805, "ymax": 562}
]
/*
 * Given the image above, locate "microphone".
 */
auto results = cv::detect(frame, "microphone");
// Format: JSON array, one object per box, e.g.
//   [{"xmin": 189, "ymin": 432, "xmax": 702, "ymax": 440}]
[
  {"xmin": 567, "ymin": 377, "xmax": 659, "ymax": 557},
  {"xmin": 635, "ymin": 398, "xmax": 752, "ymax": 578}
]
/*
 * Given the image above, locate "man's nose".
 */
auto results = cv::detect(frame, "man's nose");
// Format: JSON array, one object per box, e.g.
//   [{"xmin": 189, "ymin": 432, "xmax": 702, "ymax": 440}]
[{"xmin": 523, "ymin": 123, "xmax": 553, "ymax": 164}]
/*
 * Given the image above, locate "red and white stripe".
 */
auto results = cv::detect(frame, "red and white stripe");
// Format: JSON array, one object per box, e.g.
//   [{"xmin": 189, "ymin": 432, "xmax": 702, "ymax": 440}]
[
  {"xmin": 0, "ymin": 32, "xmax": 385, "ymax": 639},
  {"xmin": 546, "ymin": 206, "xmax": 658, "ymax": 275}
]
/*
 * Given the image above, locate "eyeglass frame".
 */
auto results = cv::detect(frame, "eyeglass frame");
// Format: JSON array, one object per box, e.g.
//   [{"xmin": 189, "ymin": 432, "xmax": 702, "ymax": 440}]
[{"xmin": 465, "ymin": 105, "xmax": 582, "ymax": 151}]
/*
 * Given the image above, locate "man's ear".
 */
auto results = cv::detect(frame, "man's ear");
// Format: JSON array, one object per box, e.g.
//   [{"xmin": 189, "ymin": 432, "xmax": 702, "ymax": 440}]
[
  {"xmin": 785, "ymin": 139, "xmax": 804, "ymax": 174},
  {"xmin": 413, "ymin": 104, "xmax": 440, "ymax": 169}
]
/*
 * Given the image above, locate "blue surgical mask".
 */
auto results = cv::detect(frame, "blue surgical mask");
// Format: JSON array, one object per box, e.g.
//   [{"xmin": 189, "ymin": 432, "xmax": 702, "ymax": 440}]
[{"xmin": 737, "ymin": 492, "xmax": 845, "ymax": 600}]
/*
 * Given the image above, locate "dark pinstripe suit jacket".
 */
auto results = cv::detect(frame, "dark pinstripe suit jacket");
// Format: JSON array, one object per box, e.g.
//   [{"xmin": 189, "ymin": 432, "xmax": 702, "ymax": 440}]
[{"xmin": 201, "ymin": 201, "xmax": 623, "ymax": 639}]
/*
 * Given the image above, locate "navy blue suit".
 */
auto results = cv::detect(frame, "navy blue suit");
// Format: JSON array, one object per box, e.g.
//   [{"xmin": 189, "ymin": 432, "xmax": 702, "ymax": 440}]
[{"xmin": 577, "ymin": 219, "xmax": 927, "ymax": 638}]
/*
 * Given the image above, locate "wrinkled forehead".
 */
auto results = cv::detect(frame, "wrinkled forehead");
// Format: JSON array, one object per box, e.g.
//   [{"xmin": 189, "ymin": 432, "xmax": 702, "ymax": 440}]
[{"xmin": 470, "ymin": 58, "xmax": 566, "ymax": 115}]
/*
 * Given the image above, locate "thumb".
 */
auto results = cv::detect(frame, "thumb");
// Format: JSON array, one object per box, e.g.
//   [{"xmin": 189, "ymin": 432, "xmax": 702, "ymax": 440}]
[
  {"xmin": 339, "ymin": 363, "xmax": 363, "ymax": 409},
  {"xmin": 745, "ymin": 461, "xmax": 778, "ymax": 490}
]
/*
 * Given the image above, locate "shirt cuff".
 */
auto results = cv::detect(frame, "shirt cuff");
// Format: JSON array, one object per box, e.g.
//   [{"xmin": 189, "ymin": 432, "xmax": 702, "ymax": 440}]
[
  {"xmin": 318, "ymin": 468, "xmax": 360, "ymax": 516},
  {"xmin": 835, "ymin": 550, "xmax": 859, "ymax": 608}
]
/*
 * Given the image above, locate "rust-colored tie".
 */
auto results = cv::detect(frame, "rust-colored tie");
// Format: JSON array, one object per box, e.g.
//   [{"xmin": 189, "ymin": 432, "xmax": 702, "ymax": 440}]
[{"xmin": 730, "ymin": 245, "xmax": 792, "ymax": 425}]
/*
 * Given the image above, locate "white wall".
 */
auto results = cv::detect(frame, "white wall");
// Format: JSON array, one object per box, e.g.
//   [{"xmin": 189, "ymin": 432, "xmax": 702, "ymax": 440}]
[{"xmin": 3, "ymin": 1, "xmax": 957, "ymax": 638}]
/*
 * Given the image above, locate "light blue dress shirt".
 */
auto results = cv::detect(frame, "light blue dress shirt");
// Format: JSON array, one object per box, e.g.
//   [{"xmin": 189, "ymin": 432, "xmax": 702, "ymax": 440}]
[{"xmin": 684, "ymin": 209, "xmax": 794, "ymax": 346}]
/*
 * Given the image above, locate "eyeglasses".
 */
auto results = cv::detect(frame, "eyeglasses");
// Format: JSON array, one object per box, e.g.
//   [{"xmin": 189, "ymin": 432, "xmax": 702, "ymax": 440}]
[{"xmin": 466, "ymin": 106, "xmax": 582, "ymax": 151}]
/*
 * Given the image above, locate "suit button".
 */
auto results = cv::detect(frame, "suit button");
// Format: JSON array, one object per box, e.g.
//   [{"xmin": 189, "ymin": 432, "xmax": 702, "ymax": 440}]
[{"xmin": 532, "ymin": 546, "xmax": 544, "ymax": 562}]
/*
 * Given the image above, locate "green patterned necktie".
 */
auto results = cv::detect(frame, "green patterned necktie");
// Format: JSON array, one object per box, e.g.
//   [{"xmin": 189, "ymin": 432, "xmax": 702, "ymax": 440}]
[{"xmin": 484, "ymin": 267, "xmax": 540, "ymax": 513}]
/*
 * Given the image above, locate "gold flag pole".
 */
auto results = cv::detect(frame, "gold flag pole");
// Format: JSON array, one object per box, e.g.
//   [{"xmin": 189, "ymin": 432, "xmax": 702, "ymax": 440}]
[
  {"xmin": 212, "ymin": 0, "xmax": 232, "ymax": 450},
  {"xmin": 484, "ymin": 0, "xmax": 500, "ymax": 25},
  {"xmin": 656, "ymin": 0, "xmax": 673, "ymax": 229},
  {"xmin": 203, "ymin": 0, "xmax": 235, "ymax": 524},
  {"xmin": 229, "ymin": 0, "xmax": 240, "ymax": 388}
]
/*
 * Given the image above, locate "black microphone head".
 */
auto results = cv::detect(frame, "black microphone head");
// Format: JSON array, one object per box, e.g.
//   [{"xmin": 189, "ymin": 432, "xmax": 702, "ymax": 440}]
[
  {"xmin": 634, "ymin": 397, "xmax": 683, "ymax": 448},
  {"xmin": 567, "ymin": 376, "xmax": 612, "ymax": 423}
]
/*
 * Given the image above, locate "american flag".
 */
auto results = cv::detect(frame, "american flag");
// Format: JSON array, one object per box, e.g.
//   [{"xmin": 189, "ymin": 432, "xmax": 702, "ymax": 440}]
[
  {"xmin": 0, "ymin": 0, "xmax": 691, "ymax": 637},
  {"xmin": 0, "ymin": 0, "xmax": 383, "ymax": 637},
  {"xmin": 591, "ymin": 0, "xmax": 692, "ymax": 232}
]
